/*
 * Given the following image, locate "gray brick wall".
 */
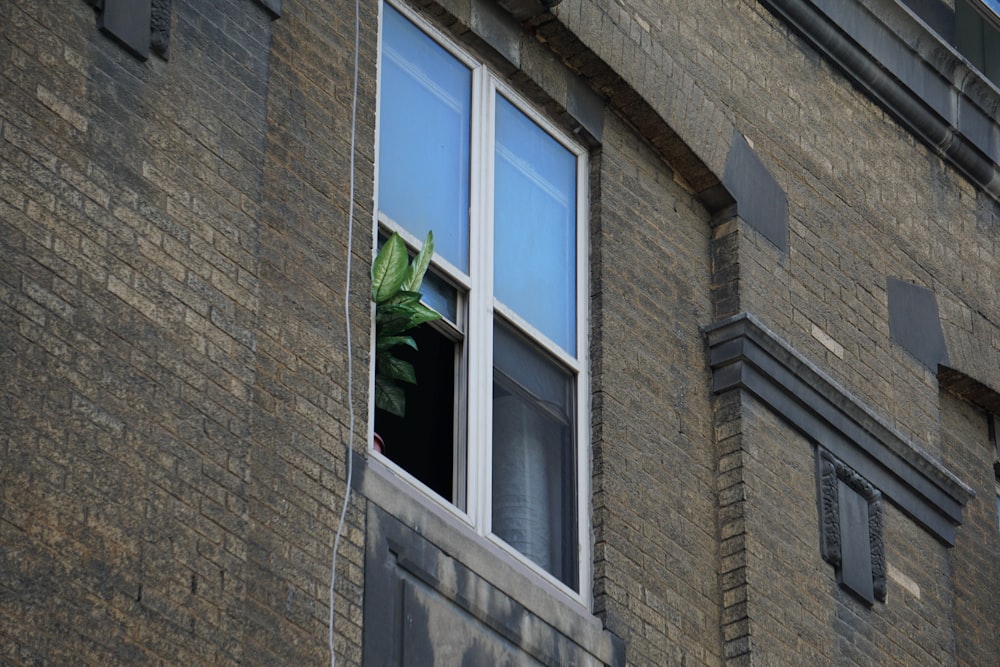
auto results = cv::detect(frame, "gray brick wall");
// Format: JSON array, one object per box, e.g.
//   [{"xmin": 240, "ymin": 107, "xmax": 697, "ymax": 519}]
[
  {"xmin": 3, "ymin": 0, "xmax": 999, "ymax": 665},
  {"xmin": 247, "ymin": 0, "xmax": 378, "ymax": 659},
  {"xmin": 942, "ymin": 393, "xmax": 1000, "ymax": 665},
  {"xmin": 592, "ymin": 112, "xmax": 719, "ymax": 665},
  {"xmin": 0, "ymin": 0, "xmax": 355, "ymax": 663}
]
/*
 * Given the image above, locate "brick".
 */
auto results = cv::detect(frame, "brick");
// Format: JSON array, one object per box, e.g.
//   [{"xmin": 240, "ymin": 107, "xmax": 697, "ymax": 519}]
[
  {"xmin": 35, "ymin": 85, "xmax": 88, "ymax": 133},
  {"xmin": 5, "ymin": 0, "xmax": 1000, "ymax": 665}
]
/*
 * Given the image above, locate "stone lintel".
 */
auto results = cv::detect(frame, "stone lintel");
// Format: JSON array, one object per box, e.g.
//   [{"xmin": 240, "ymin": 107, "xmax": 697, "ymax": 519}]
[{"xmin": 705, "ymin": 312, "xmax": 974, "ymax": 546}]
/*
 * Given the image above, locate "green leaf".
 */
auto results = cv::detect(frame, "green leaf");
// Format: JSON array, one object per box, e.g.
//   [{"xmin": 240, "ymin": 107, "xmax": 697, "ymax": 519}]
[
  {"xmin": 379, "ymin": 355, "xmax": 417, "ymax": 384},
  {"xmin": 375, "ymin": 335, "xmax": 417, "ymax": 352},
  {"xmin": 372, "ymin": 233, "xmax": 409, "ymax": 303},
  {"xmin": 375, "ymin": 375, "xmax": 406, "ymax": 417},
  {"xmin": 386, "ymin": 290, "xmax": 423, "ymax": 306},
  {"xmin": 371, "ymin": 229, "xmax": 443, "ymax": 419},
  {"xmin": 376, "ymin": 301, "xmax": 422, "ymax": 320},
  {"xmin": 377, "ymin": 303, "xmax": 441, "ymax": 336},
  {"xmin": 402, "ymin": 231, "xmax": 435, "ymax": 293}
]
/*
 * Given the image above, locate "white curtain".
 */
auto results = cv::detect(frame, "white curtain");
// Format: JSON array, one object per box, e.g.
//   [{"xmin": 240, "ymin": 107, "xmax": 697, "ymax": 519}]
[{"xmin": 492, "ymin": 395, "xmax": 557, "ymax": 573}]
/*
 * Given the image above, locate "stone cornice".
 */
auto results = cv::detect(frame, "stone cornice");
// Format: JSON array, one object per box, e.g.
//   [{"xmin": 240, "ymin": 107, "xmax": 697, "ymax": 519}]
[
  {"xmin": 705, "ymin": 313, "xmax": 974, "ymax": 545},
  {"xmin": 759, "ymin": 0, "xmax": 1000, "ymax": 199}
]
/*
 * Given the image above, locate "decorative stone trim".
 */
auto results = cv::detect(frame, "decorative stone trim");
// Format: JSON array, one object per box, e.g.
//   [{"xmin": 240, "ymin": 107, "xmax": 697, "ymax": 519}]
[
  {"xmin": 705, "ymin": 312, "xmax": 974, "ymax": 545},
  {"xmin": 497, "ymin": 0, "xmax": 562, "ymax": 23},
  {"xmin": 818, "ymin": 449, "xmax": 887, "ymax": 604},
  {"xmin": 758, "ymin": 0, "xmax": 1000, "ymax": 200},
  {"xmin": 887, "ymin": 278, "xmax": 949, "ymax": 371},
  {"xmin": 255, "ymin": 0, "xmax": 282, "ymax": 18},
  {"xmin": 353, "ymin": 451, "xmax": 625, "ymax": 667},
  {"xmin": 94, "ymin": 0, "xmax": 152, "ymax": 60},
  {"xmin": 86, "ymin": 0, "xmax": 278, "ymax": 61},
  {"xmin": 150, "ymin": 0, "xmax": 171, "ymax": 59},
  {"xmin": 722, "ymin": 131, "xmax": 788, "ymax": 253}
]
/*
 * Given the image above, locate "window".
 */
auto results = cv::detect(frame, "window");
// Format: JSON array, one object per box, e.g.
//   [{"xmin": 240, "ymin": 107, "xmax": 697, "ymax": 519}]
[
  {"xmin": 967, "ymin": 0, "xmax": 1000, "ymax": 25},
  {"xmin": 956, "ymin": 0, "xmax": 1000, "ymax": 85},
  {"xmin": 901, "ymin": 0, "xmax": 1000, "ymax": 85},
  {"xmin": 372, "ymin": 2, "xmax": 590, "ymax": 596},
  {"xmin": 995, "ymin": 482, "xmax": 999, "ymax": 534},
  {"xmin": 991, "ymin": 414, "xmax": 999, "ymax": 533}
]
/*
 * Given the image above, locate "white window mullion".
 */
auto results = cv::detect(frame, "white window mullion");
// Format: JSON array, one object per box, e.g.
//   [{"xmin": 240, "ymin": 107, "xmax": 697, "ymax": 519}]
[
  {"xmin": 451, "ymin": 289, "xmax": 469, "ymax": 511},
  {"xmin": 575, "ymin": 153, "xmax": 592, "ymax": 605},
  {"xmin": 467, "ymin": 65, "xmax": 493, "ymax": 537},
  {"xmin": 480, "ymin": 79, "xmax": 499, "ymax": 540}
]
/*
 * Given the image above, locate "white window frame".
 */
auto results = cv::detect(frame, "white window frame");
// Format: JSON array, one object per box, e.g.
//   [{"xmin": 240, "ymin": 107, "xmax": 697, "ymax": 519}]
[{"xmin": 370, "ymin": 0, "xmax": 591, "ymax": 604}]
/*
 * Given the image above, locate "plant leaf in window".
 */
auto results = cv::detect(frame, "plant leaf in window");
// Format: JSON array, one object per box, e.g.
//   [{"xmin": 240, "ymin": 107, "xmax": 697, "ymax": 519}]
[
  {"xmin": 374, "ymin": 374, "xmax": 408, "ymax": 416},
  {"xmin": 375, "ymin": 334, "xmax": 417, "ymax": 352},
  {"xmin": 372, "ymin": 233, "xmax": 410, "ymax": 303},
  {"xmin": 372, "ymin": 231, "xmax": 441, "ymax": 419},
  {"xmin": 377, "ymin": 353, "xmax": 417, "ymax": 384},
  {"xmin": 377, "ymin": 300, "xmax": 441, "ymax": 336},
  {"xmin": 402, "ymin": 230, "xmax": 435, "ymax": 293}
]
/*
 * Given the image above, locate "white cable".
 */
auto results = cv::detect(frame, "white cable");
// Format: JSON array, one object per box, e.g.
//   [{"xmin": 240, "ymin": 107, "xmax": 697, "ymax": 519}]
[{"xmin": 328, "ymin": 0, "xmax": 362, "ymax": 660}]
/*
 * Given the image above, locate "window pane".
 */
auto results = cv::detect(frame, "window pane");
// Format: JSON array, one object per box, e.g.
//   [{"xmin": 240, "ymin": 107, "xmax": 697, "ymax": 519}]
[
  {"xmin": 421, "ymin": 269, "xmax": 458, "ymax": 324},
  {"xmin": 976, "ymin": 0, "xmax": 1000, "ymax": 19},
  {"xmin": 492, "ymin": 321, "xmax": 577, "ymax": 589},
  {"xmin": 375, "ymin": 324, "xmax": 459, "ymax": 504},
  {"xmin": 379, "ymin": 5, "xmax": 471, "ymax": 271},
  {"xmin": 493, "ymin": 95, "xmax": 577, "ymax": 354}
]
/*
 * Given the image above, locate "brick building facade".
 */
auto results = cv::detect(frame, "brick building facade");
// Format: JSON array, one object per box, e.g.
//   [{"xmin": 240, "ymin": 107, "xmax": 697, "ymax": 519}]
[{"xmin": 2, "ymin": 0, "xmax": 998, "ymax": 664}]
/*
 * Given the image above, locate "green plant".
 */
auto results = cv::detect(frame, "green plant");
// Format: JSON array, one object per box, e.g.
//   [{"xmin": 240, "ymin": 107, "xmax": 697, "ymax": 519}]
[{"xmin": 372, "ymin": 231, "xmax": 442, "ymax": 418}]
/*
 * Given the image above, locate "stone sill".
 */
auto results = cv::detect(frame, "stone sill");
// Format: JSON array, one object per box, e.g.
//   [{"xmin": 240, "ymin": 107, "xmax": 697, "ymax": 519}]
[{"xmin": 352, "ymin": 449, "xmax": 625, "ymax": 666}]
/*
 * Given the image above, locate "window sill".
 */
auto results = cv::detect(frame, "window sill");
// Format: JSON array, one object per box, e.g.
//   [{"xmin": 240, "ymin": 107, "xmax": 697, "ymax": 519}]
[{"xmin": 352, "ymin": 449, "xmax": 624, "ymax": 666}]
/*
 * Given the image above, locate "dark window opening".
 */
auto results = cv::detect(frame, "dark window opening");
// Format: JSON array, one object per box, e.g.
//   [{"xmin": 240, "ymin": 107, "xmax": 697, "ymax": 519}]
[
  {"xmin": 899, "ymin": 0, "xmax": 1000, "ymax": 85},
  {"xmin": 375, "ymin": 323, "xmax": 458, "ymax": 504},
  {"xmin": 957, "ymin": 0, "xmax": 1000, "ymax": 85}
]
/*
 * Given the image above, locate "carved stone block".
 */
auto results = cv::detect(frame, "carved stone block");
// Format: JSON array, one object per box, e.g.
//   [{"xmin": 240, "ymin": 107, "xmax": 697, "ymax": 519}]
[{"xmin": 817, "ymin": 448, "xmax": 886, "ymax": 604}]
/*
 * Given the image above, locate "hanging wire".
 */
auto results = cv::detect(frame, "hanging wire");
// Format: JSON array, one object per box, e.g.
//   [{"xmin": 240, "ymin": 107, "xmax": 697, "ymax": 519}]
[{"xmin": 328, "ymin": 0, "xmax": 362, "ymax": 660}]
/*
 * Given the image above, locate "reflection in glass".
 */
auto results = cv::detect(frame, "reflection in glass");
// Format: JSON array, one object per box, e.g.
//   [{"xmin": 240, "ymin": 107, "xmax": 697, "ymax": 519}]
[
  {"xmin": 420, "ymin": 269, "xmax": 458, "ymax": 324},
  {"xmin": 379, "ymin": 5, "xmax": 471, "ymax": 271},
  {"xmin": 493, "ymin": 95, "xmax": 577, "ymax": 354}
]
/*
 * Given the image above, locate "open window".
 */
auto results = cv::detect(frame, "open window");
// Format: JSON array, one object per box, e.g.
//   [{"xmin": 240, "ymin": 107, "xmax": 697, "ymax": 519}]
[{"xmin": 372, "ymin": 1, "xmax": 590, "ymax": 595}]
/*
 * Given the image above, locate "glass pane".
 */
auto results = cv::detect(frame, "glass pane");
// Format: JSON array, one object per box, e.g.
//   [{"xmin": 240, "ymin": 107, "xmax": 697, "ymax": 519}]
[
  {"xmin": 978, "ymin": 0, "xmax": 1000, "ymax": 19},
  {"xmin": 379, "ymin": 5, "xmax": 470, "ymax": 271},
  {"xmin": 421, "ymin": 269, "xmax": 458, "ymax": 324},
  {"xmin": 494, "ymin": 95, "xmax": 577, "ymax": 354},
  {"xmin": 492, "ymin": 321, "xmax": 577, "ymax": 589}
]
